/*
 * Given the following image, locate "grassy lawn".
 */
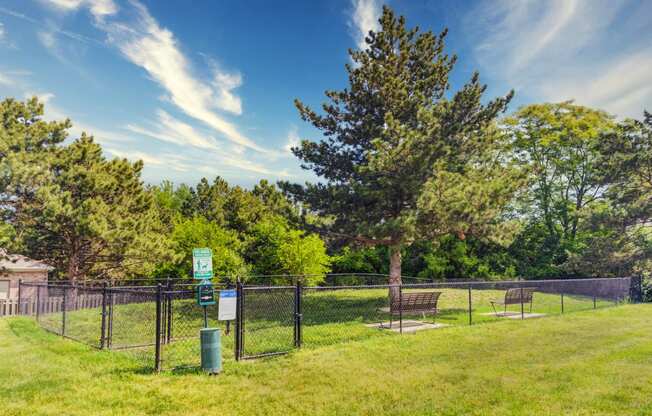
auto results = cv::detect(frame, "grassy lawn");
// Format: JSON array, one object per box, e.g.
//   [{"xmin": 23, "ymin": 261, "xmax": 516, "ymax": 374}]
[{"xmin": 2, "ymin": 304, "xmax": 652, "ymax": 415}]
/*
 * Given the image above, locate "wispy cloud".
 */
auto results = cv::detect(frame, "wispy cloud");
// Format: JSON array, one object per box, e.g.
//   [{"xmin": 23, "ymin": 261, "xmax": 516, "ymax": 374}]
[
  {"xmin": 0, "ymin": 20, "xmax": 17, "ymax": 49},
  {"xmin": 86, "ymin": 1, "xmax": 268, "ymax": 153},
  {"xmin": 125, "ymin": 109, "xmax": 221, "ymax": 151},
  {"xmin": 38, "ymin": 0, "xmax": 268, "ymax": 153},
  {"xmin": 104, "ymin": 147, "xmax": 190, "ymax": 172},
  {"xmin": 0, "ymin": 72, "xmax": 11, "ymax": 86},
  {"xmin": 349, "ymin": 0, "xmax": 381, "ymax": 50},
  {"xmin": 41, "ymin": 0, "xmax": 118, "ymax": 19},
  {"xmin": 284, "ymin": 125, "xmax": 300, "ymax": 154},
  {"xmin": 37, "ymin": 29, "xmax": 57, "ymax": 51},
  {"xmin": 465, "ymin": 0, "xmax": 652, "ymax": 118},
  {"xmin": 125, "ymin": 110, "xmax": 289, "ymax": 177}
]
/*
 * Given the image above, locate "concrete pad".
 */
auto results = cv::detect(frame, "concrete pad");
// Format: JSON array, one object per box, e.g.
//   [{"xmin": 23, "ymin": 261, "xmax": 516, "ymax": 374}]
[
  {"xmin": 365, "ymin": 319, "xmax": 450, "ymax": 333},
  {"xmin": 480, "ymin": 312, "xmax": 546, "ymax": 319}
]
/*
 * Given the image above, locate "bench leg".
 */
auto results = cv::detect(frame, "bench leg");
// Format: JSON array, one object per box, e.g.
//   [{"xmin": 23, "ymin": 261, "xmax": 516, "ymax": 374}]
[{"xmin": 491, "ymin": 302, "xmax": 498, "ymax": 316}]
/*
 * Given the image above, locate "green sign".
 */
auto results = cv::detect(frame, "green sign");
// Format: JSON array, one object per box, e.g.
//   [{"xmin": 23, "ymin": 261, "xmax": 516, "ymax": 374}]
[
  {"xmin": 197, "ymin": 281, "xmax": 216, "ymax": 306},
  {"xmin": 192, "ymin": 247, "xmax": 213, "ymax": 279}
]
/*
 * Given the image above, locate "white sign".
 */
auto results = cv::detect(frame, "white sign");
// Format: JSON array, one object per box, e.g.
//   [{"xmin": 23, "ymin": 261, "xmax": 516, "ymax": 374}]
[{"xmin": 218, "ymin": 289, "xmax": 237, "ymax": 321}]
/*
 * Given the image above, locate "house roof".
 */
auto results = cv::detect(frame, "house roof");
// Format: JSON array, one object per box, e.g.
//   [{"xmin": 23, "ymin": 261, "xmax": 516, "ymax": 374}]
[{"xmin": 0, "ymin": 249, "xmax": 53, "ymax": 272}]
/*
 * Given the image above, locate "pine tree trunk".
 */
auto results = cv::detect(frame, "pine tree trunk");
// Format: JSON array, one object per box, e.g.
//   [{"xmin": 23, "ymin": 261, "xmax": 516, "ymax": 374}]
[{"xmin": 388, "ymin": 244, "xmax": 402, "ymax": 301}]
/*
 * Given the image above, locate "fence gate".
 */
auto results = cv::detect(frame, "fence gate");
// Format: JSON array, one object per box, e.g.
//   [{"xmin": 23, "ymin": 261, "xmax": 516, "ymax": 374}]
[{"xmin": 236, "ymin": 285, "xmax": 300, "ymax": 359}]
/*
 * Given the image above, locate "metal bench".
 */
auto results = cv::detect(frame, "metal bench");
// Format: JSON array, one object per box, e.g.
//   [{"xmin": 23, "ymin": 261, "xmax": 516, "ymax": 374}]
[
  {"xmin": 490, "ymin": 287, "xmax": 535, "ymax": 316},
  {"xmin": 386, "ymin": 291, "xmax": 442, "ymax": 328}
]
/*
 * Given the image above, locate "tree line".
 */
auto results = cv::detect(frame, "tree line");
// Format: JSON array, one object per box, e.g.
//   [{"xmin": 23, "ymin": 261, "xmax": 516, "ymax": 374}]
[{"xmin": 1, "ymin": 6, "xmax": 649, "ymax": 285}]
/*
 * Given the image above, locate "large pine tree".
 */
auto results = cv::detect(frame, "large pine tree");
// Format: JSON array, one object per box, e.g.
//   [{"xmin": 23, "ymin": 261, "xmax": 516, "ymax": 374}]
[
  {"xmin": 281, "ymin": 6, "xmax": 517, "ymax": 288},
  {"xmin": 20, "ymin": 134, "xmax": 173, "ymax": 281}
]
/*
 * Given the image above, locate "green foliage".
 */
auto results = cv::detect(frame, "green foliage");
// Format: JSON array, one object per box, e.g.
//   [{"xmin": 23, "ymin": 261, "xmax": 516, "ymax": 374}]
[
  {"xmin": 19, "ymin": 134, "xmax": 173, "ymax": 281},
  {"xmin": 245, "ymin": 216, "xmax": 330, "ymax": 285},
  {"xmin": 331, "ymin": 246, "xmax": 387, "ymax": 275},
  {"xmin": 508, "ymin": 222, "xmax": 566, "ymax": 279},
  {"xmin": 0, "ymin": 97, "xmax": 70, "ymax": 253},
  {"xmin": 278, "ymin": 233, "xmax": 330, "ymax": 278},
  {"xmin": 404, "ymin": 238, "xmax": 516, "ymax": 280},
  {"xmin": 281, "ymin": 6, "xmax": 515, "ymax": 283},
  {"xmin": 157, "ymin": 216, "xmax": 247, "ymax": 280},
  {"xmin": 504, "ymin": 102, "xmax": 621, "ymax": 278},
  {"xmin": 150, "ymin": 180, "xmax": 195, "ymax": 225}
]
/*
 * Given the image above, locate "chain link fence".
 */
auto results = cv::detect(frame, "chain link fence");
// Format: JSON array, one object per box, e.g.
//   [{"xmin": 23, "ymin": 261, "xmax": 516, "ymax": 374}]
[{"xmin": 15, "ymin": 275, "xmax": 643, "ymax": 371}]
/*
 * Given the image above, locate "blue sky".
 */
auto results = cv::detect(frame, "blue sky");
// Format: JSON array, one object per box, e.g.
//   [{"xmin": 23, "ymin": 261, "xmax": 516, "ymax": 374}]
[{"xmin": 0, "ymin": 0, "xmax": 650, "ymax": 186}]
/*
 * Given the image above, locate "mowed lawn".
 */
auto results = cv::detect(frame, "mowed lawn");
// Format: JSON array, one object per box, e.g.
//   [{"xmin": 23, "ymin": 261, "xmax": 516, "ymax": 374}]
[{"xmin": 2, "ymin": 304, "xmax": 652, "ymax": 416}]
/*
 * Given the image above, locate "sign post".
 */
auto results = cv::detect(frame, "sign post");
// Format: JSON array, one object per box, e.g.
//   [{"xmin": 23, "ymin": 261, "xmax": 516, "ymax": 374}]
[
  {"xmin": 192, "ymin": 248, "xmax": 221, "ymax": 374},
  {"xmin": 197, "ymin": 280, "xmax": 216, "ymax": 327},
  {"xmin": 193, "ymin": 248, "xmax": 214, "ymax": 328}
]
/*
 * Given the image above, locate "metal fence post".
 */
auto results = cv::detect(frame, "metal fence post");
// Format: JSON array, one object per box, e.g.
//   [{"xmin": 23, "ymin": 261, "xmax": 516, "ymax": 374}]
[
  {"xmin": 155, "ymin": 283, "xmax": 162, "ymax": 372},
  {"xmin": 294, "ymin": 282, "xmax": 302, "ymax": 348},
  {"xmin": 468, "ymin": 285, "xmax": 473, "ymax": 326},
  {"xmin": 593, "ymin": 295, "xmax": 597, "ymax": 309},
  {"xmin": 399, "ymin": 284, "xmax": 403, "ymax": 334},
  {"xmin": 62, "ymin": 286, "xmax": 67, "ymax": 336},
  {"xmin": 561, "ymin": 292, "xmax": 565, "ymax": 314},
  {"xmin": 520, "ymin": 287, "xmax": 524, "ymax": 320},
  {"xmin": 235, "ymin": 280, "xmax": 242, "ymax": 361},
  {"xmin": 100, "ymin": 282, "xmax": 108, "ymax": 349},
  {"xmin": 239, "ymin": 282, "xmax": 246, "ymax": 359},
  {"xmin": 17, "ymin": 279, "xmax": 22, "ymax": 315},
  {"xmin": 166, "ymin": 278, "xmax": 173, "ymax": 344},
  {"xmin": 107, "ymin": 286, "xmax": 114, "ymax": 348}
]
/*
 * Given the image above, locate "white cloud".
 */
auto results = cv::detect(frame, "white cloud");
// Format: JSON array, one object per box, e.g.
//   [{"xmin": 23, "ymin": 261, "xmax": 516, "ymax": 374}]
[
  {"xmin": 0, "ymin": 72, "xmax": 11, "ymax": 86},
  {"xmin": 349, "ymin": 0, "xmax": 381, "ymax": 50},
  {"xmin": 466, "ymin": 0, "xmax": 652, "ymax": 118},
  {"xmin": 124, "ymin": 110, "xmax": 288, "ymax": 177},
  {"xmin": 0, "ymin": 22, "xmax": 5, "ymax": 41},
  {"xmin": 37, "ymin": 30, "xmax": 56, "ymax": 49},
  {"xmin": 90, "ymin": 1, "xmax": 268, "ymax": 153},
  {"xmin": 104, "ymin": 147, "xmax": 190, "ymax": 172},
  {"xmin": 24, "ymin": 91, "xmax": 55, "ymax": 106},
  {"xmin": 284, "ymin": 126, "xmax": 300, "ymax": 154},
  {"xmin": 211, "ymin": 69, "xmax": 243, "ymax": 116},
  {"xmin": 41, "ymin": 0, "xmax": 118, "ymax": 19},
  {"xmin": 36, "ymin": 28, "xmax": 84, "ymax": 69},
  {"xmin": 126, "ymin": 109, "xmax": 220, "ymax": 151}
]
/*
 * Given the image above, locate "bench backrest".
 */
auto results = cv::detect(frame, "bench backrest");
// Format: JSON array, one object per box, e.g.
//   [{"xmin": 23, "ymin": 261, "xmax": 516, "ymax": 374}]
[
  {"xmin": 504, "ymin": 288, "xmax": 535, "ymax": 305},
  {"xmin": 390, "ymin": 291, "xmax": 441, "ymax": 313}
]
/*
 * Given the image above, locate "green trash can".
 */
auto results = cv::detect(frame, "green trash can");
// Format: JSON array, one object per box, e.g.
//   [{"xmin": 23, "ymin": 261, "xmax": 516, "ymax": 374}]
[{"xmin": 200, "ymin": 328, "xmax": 221, "ymax": 374}]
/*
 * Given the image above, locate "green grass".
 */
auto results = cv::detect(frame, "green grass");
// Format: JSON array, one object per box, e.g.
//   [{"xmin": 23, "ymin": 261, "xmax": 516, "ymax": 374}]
[{"xmin": 2, "ymin": 304, "xmax": 651, "ymax": 415}]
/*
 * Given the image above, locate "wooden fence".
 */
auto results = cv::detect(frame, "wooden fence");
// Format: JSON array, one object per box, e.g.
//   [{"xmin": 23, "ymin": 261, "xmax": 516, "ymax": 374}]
[{"xmin": 0, "ymin": 294, "xmax": 104, "ymax": 317}]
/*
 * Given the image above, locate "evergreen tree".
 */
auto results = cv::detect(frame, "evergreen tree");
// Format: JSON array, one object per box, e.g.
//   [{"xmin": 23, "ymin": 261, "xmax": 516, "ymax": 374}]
[
  {"xmin": 281, "ymin": 7, "xmax": 515, "ymax": 288},
  {"xmin": 0, "ymin": 97, "xmax": 70, "ymax": 253},
  {"xmin": 20, "ymin": 134, "xmax": 173, "ymax": 281}
]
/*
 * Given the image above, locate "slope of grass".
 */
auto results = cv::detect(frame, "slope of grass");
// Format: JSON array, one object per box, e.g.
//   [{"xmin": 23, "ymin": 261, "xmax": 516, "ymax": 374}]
[{"xmin": 2, "ymin": 304, "xmax": 652, "ymax": 415}]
